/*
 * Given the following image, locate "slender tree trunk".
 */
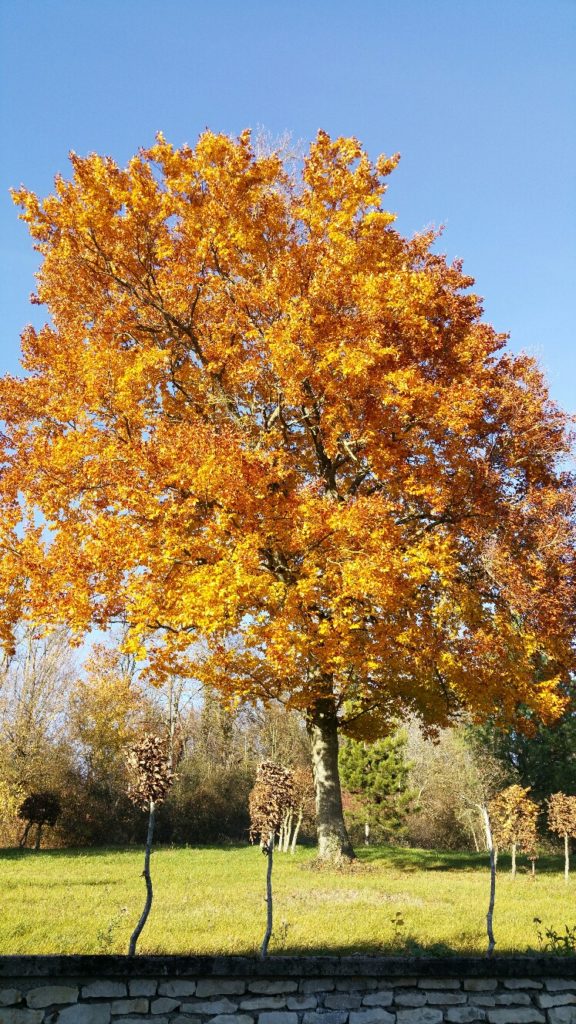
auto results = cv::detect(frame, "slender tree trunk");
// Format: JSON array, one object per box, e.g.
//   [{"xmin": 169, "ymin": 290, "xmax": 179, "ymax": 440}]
[
  {"xmin": 469, "ymin": 819, "xmax": 480, "ymax": 852},
  {"xmin": 290, "ymin": 808, "xmax": 304, "ymax": 854},
  {"xmin": 307, "ymin": 697, "xmax": 355, "ymax": 862},
  {"xmin": 260, "ymin": 834, "xmax": 274, "ymax": 959},
  {"xmin": 511, "ymin": 843, "xmax": 516, "ymax": 880},
  {"xmin": 565, "ymin": 833, "xmax": 570, "ymax": 884},
  {"xmin": 364, "ymin": 821, "xmax": 370, "ymax": 846},
  {"xmin": 286, "ymin": 811, "xmax": 294, "ymax": 852},
  {"xmin": 19, "ymin": 821, "xmax": 32, "ymax": 849},
  {"xmin": 128, "ymin": 800, "xmax": 155, "ymax": 956},
  {"xmin": 282, "ymin": 810, "xmax": 293, "ymax": 853},
  {"xmin": 487, "ymin": 843, "xmax": 497, "ymax": 958},
  {"xmin": 167, "ymin": 686, "xmax": 176, "ymax": 771},
  {"xmin": 481, "ymin": 804, "xmax": 496, "ymax": 958},
  {"xmin": 531, "ymin": 858, "xmax": 536, "ymax": 878}
]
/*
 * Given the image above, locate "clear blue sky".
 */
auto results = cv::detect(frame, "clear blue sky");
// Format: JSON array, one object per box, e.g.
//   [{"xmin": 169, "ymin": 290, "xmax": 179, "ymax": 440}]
[{"xmin": 1, "ymin": 0, "xmax": 574, "ymax": 411}]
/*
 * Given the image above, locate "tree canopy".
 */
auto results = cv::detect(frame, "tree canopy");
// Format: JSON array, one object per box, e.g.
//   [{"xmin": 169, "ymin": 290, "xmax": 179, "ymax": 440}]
[{"xmin": 1, "ymin": 129, "xmax": 574, "ymax": 856}]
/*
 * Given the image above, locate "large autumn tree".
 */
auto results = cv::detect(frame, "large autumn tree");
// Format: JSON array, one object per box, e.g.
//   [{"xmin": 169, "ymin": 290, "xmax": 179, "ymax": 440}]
[{"xmin": 1, "ymin": 130, "xmax": 574, "ymax": 860}]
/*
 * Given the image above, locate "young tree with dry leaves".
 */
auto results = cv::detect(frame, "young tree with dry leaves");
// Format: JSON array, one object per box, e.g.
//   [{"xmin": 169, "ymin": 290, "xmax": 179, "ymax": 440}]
[
  {"xmin": 249, "ymin": 761, "xmax": 294, "ymax": 957},
  {"xmin": 126, "ymin": 734, "xmax": 174, "ymax": 955},
  {"xmin": 1, "ymin": 130, "xmax": 574, "ymax": 862},
  {"xmin": 489, "ymin": 784, "xmax": 538, "ymax": 879},
  {"xmin": 480, "ymin": 803, "xmax": 497, "ymax": 957},
  {"xmin": 547, "ymin": 792, "xmax": 576, "ymax": 883},
  {"xmin": 483, "ymin": 782, "xmax": 534, "ymax": 956}
]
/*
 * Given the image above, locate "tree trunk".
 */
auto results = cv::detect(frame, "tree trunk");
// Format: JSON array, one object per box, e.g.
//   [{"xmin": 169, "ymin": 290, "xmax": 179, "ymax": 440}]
[
  {"xmin": 290, "ymin": 808, "xmax": 304, "ymax": 854},
  {"xmin": 260, "ymin": 834, "xmax": 274, "ymax": 959},
  {"xmin": 282, "ymin": 810, "xmax": 293, "ymax": 853},
  {"xmin": 128, "ymin": 800, "xmax": 155, "ymax": 956},
  {"xmin": 481, "ymin": 804, "xmax": 496, "ymax": 958},
  {"xmin": 511, "ymin": 843, "xmax": 516, "ymax": 880},
  {"xmin": 487, "ymin": 842, "xmax": 497, "ymax": 958},
  {"xmin": 19, "ymin": 821, "xmax": 32, "ymax": 849},
  {"xmin": 35, "ymin": 823, "xmax": 43, "ymax": 851},
  {"xmin": 565, "ymin": 832, "xmax": 570, "ymax": 884},
  {"xmin": 306, "ymin": 697, "xmax": 355, "ymax": 862}
]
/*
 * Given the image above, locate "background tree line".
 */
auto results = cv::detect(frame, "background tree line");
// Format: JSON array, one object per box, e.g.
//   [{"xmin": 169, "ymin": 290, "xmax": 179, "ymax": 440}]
[
  {"xmin": 2, "ymin": 629, "xmax": 576, "ymax": 854},
  {"xmin": 0, "ymin": 629, "xmax": 315, "ymax": 848}
]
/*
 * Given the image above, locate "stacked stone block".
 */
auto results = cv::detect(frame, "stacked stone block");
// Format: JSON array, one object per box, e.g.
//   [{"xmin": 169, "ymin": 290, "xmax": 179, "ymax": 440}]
[{"xmin": 1, "ymin": 959, "xmax": 576, "ymax": 1024}]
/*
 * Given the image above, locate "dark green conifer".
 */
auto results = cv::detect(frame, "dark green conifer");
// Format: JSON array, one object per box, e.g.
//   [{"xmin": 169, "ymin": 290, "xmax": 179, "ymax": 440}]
[{"xmin": 339, "ymin": 731, "xmax": 416, "ymax": 843}]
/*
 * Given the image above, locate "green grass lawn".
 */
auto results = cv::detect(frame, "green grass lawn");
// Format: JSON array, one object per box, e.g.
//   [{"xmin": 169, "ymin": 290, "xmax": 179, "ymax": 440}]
[{"xmin": 0, "ymin": 843, "xmax": 573, "ymax": 957}]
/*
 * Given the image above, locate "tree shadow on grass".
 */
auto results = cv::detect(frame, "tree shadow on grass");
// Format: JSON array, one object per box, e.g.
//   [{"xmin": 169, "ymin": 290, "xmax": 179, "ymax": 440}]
[
  {"xmin": 357, "ymin": 845, "xmax": 566, "ymax": 875},
  {"xmin": 0, "ymin": 843, "xmax": 568, "ymax": 879},
  {"xmin": 358, "ymin": 846, "xmax": 484, "ymax": 871},
  {"xmin": 0, "ymin": 846, "xmax": 149, "ymax": 860},
  {"xmin": 269, "ymin": 936, "xmax": 482, "ymax": 958}
]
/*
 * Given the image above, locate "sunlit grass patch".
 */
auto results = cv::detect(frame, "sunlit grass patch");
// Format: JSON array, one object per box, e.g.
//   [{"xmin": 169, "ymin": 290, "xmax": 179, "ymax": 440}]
[{"xmin": 0, "ymin": 843, "xmax": 572, "ymax": 956}]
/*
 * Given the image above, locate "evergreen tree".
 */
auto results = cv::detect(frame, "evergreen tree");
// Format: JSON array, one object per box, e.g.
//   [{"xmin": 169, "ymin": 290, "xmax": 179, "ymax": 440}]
[
  {"xmin": 469, "ymin": 691, "xmax": 576, "ymax": 804},
  {"xmin": 339, "ymin": 732, "xmax": 416, "ymax": 843}
]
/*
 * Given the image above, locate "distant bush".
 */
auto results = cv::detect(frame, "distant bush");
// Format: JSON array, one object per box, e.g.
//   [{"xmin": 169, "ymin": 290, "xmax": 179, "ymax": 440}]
[
  {"xmin": 160, "ymin": 761, "xmax": 254, "ymax": 845},
  {"xmin": 18, "ymin": 790, "xmax": 61, "ymax": 849}
]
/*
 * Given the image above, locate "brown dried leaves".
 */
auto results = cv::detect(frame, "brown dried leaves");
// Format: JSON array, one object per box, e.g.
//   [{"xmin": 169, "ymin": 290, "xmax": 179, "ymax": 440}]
[
  {"xmin": 126, "ymin": 733, "xmax": 174, "ymax": 808},
  {"xmin": 249, "ymin": 761, "xmax": 295, "ymax": 845},
  {"xmin": 548, "ymin": 791, "xmax": 576, "ymax": 838}
]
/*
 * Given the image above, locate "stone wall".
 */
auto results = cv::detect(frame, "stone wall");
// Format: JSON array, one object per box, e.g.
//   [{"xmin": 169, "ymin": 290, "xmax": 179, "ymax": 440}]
[{"xmin": 1, "ymin": 956, "xmax": 576, "ymax": 1024}]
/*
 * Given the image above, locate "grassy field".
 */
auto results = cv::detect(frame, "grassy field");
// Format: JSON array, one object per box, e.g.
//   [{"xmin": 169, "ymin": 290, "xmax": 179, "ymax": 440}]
[{"xmin": 0, "ymin": 844, "xmax": 574, "ymax": 957}]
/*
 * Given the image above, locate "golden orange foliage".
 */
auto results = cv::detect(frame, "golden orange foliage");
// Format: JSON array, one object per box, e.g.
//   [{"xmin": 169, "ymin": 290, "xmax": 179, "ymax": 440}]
[
  {"xmin": 69, "ymin": 645, "xmax": 145, "ymax": 773},
  {"xmin": 0, "ymin": 129, "xmax": 574, "ymax": 736},
  {"xmin": 547, "ymin": 792, "xmax": 576, "ymax": 840},
  {"xmin": 489, "ymin": 784, "xmax": 538, "ymax": 854}
]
